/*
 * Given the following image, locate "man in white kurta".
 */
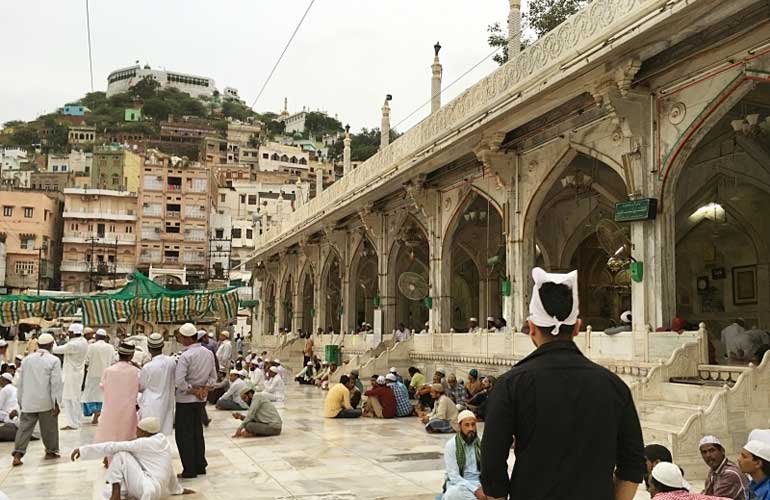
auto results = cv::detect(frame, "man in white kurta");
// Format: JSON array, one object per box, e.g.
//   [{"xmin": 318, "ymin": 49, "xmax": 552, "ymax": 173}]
[
  {"xmin": 139, "ymin": 334, "xmax": 176, "ymax": 437},
  {"xmin": 215, "ymin": 332, "xmax": 233, "ymax": 372},
  {"xmin": 249, "ymin": 361, "xmax": 266, "ymax": 390},
  {"xmin": 215, "ymin": 370, "xmax": 248, "ymax": 410},
  {"xmin": 52, "ymin": 323, "xmax": 89, "ymax": 430},
  {"xmin": 82, "ymin": 329, "xmax": 115, "ymax": 424},
  {"xmin": 71, "ymin": 417, "xmax": 191, "ymax": 500},
  {"xmin": 260, "ymin": 366, "xmax": 286, "ymax": 402}
]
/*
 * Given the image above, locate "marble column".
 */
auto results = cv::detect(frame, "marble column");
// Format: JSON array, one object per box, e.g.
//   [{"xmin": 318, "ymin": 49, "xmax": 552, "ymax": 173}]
[
  {"xmin": 508, "ymin": 0, "xmax": 521, "ymax": 57},
  {"xmin": 380, "ymin": 95, "xmax": 392, "ymax": 150},
  {"xmin": 343, "ymin": 125, "xmax": 352, "ymax": 175},
  {"xmin": 431, "ymin": 43, "xmax": 443, "ymax": 114}
]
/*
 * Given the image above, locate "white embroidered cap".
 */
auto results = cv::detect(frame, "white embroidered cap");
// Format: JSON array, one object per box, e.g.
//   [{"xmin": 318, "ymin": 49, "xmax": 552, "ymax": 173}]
[
  {"xmin": 651, "ymin": 462, "xmax": 684, "ymax": 489},
  {"xmin": 137, "ymin": 417, "xmax": 161, "ymax": 434},
  {"xmin": 744, "ymin": 440, "xmax": 770, "ymax": 462},
  {"xmin": 457, "ymin": 410, "xmax": 476, "ymax": 424},
  {"xmin": 68, "ymin": 323, "xmax": 84, "ymax": 335},
  {"xmin": 698, "ymin": 435, "xmax": 722, "ymax": 449},
  {"xmin": 749, "ymin": 429, "xmax": 770, "ymax": 446},
  {"xmin": 620, "ymin": 310, "xmax": 632, "ymax": 324},
  {"xmin": 527, "ymin": 267, "xmax": 579, "ymax": 335}
]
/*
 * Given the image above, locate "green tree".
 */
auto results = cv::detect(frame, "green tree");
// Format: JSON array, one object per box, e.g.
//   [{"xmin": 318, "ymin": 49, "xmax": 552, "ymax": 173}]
[
  {"xmin": 328, "ymin": 127, "xmax": 401, "ymax": 163},
  {"xmin": 131, "ymin": 76, "xmax": 161, "ymax": 100},
  {"xmin": 142, "ymin": 97, "xmax": 172, "ymax": 121},
  {"xmin": 10, "ymin": 126, "xmax": 39, "ymax": 147},
  {"xmin": 304, "ymin": 112, "xmax": 343, "ymax": 139},
  {"xmin": 221, "ymin": 100, "xmax": 256, "ymax": 121},
  {"xmin": 488, "ymin": 0, "xmax": 589, "ymax": 65}
]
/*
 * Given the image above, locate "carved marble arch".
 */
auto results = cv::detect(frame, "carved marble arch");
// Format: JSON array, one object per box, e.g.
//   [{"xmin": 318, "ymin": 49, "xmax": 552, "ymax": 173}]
[
  {"xmin": 349, "ymin": 234, "xmax": 379, "ymax": 329},
  {"xmin": 279, "ymin": 272, "xmax": 294, "ymax": 330},
  {"xmin": 558, "ymin": 201, "xmax": 617, "ymax": 270},
  {"xmin": 319, "ymin": 248, "xmax": 342, "ymax": 333},
  {"xmin": 264, "ymin": 280, "xmax": 277, "ymax": 332},
  {"xmin": 388, "ymin": 214, "xmax": 431, "ymax": 332},
  {"xmin": 298, "ymin": 262, "xmax": 316, "ymax": 334},
  {"xmin": 442, "ymin": 186, "xmax": 504, "ymax": 252}
]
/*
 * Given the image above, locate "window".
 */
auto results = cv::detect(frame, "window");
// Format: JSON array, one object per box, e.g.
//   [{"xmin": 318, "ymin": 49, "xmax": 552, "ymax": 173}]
[
  {"xmin": 23, "ymin": 207, "xmax": 33, "ymax": 218},
  {"xmin": 248, "ymin": 195, "xmax": 257, "ymax": 205},
  {"xmin": 232, "ymin": 228, "xmax": 242, "ymax": 238},
  {"xmin": 246, "ymin": 229, "xmax": 253, "ymax": 239},
  {"xmin": 220, "ymin": 194, "xmax": 226, "ymax": 202},
  {"xmin": 125, "ymin": 226, "xmax": 133, "ymax": 233},
  {"xmin": 14, "ymin": 261, "xmax": 35, "ymax": 274},
  {"xmin": 215, "ymin": 229, "xmax": 224, "ymax": 239},
  {"xmin": 44, "ymin": 210, "xmax": 50, "ymax": 221},
  {"xmin": 97, "ymin": 223, "xmax": 105, "ymax": 237},
  {"xmin": 20, "ymin": 235, "xmax": 35, "ymax": 249},
  {"xmin": 262, "ymin": 153, "xmax": 269, "ymax": 159},
  {"xmin": 3, "ymin": 206, "xmax": 12, "ymax": 217},
  {"xmin": 240, "ymin": 194, "xmax": 246, "ymax": 204}
]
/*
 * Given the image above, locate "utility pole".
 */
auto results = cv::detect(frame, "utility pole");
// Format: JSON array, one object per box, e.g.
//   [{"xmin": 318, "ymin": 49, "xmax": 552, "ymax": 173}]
[
  {"xmin": 86, "ymin": 235, "xmax": 98, "ymax": 292},
  {"xmin": 37, "ymin": 246, "xmax": 42, "ymax": 296},
  {"xmin": 112, "ymin": 237, "xmax": 118, "ymax": 289}
]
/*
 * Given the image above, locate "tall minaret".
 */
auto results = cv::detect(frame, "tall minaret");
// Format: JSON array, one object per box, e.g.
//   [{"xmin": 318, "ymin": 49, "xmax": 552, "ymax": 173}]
[
  {"xmin": 316, "ymin": 165, "xmax": 323, "ymax": 195},
  {"xmin": 508, "ymin": 0, "xmax": 521, "ymax": 57},
  {"xmin": 380, "ymin": 94, "xmax": 392, "ymax": 150},
  {"xmin": 280, "ymin": 97, "xmax": 289, "ymax": 119},
  {"xmin": 431, "ymin": 42, "xmax": 443, "ymax": 114},
  {"xmin": 343, "ymin": 124, "xmax": 352, "ymax": 175}
]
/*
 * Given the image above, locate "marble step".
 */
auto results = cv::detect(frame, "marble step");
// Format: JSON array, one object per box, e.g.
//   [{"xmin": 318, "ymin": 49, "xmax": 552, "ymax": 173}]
[
  {"xmin": 641, "ymin": 419, "xmax": 685, "ymax": 448},
  {"xmin": 656, "ymin": 382, "xmax": 724, "ymax": 406},
  {"xmin": 637, "ymin": 400, "xmax": 703, "ymax": 426}
]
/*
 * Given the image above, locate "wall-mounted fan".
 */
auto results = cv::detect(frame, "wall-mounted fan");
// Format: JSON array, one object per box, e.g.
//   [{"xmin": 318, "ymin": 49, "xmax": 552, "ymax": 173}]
[
  {"xmin": 596, "ymin": 219, "xmax": 633, "ymax": 272},
  {"xmin": 398, "ymin": 272, "xmax": 429, "ymax": 301}
]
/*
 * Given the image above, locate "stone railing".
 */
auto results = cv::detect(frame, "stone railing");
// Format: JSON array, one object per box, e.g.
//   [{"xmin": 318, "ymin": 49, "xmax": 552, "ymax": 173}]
[
  {"xmin": 331, "ymin": 337, "xmax": 415, "ymax": 382},
  {"xmin": 253, "ymin": 0, "xmax": 669, "ymax": 256},
  {"xmin": 668, "ymin": 351, "xmax": 770, "ymax": 480}
]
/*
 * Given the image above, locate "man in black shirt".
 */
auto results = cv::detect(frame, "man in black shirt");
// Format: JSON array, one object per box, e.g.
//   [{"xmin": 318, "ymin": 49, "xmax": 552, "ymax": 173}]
[{"xmin": 480, "ymin": 267, "xmax": 645, "ymax": 500}]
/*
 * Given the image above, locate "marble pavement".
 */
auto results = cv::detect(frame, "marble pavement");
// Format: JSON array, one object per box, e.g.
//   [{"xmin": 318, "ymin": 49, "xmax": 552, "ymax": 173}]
[{"xmin": 0, "ymin": 383, "xmax": 694, "ymax": 499}]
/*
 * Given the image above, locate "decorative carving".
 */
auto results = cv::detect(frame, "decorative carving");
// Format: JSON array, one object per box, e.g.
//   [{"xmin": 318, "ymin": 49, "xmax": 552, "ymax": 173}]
[
  {"xmin": 474, "ymin": 132, "xmax": 511, "ymax": 189},
  {"xmin": 403, "ymin": 175, "xmax": 428, "ymax": 218},
  {"xmin": 669, "ymin": 102, "xmax": 687, "ymax": 125},
  {"xmin": 614, "ymin": 57, "xmax": 642, "ymax": 96}
]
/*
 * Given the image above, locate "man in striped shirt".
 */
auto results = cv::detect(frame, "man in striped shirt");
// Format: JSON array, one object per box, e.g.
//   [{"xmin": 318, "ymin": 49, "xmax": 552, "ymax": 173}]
[
  {"xmin": 385, "ymin": 373, "xmax": 413, "ymax": 417},
  {"xmin": 700, "ymin": 435, "xmax": 748, "ymax": 500}
]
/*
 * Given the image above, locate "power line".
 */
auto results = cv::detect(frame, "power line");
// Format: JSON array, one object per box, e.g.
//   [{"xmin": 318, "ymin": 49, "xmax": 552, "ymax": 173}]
[
  {"xmin": 250, "ymin": 0, "xmax": 316, "ymax": 109},
  {"xmin": 85, "ymin": 0, "xmax": 94, "ymax": 92},
  {"xmin": 392, "ymin": 46, "xmax": 502, "ymax": 131}
]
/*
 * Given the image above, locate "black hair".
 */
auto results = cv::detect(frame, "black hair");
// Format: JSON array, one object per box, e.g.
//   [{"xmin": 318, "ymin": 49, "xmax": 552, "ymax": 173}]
[
  {"xmin": 408, "ymin": 366, "xmax": 421, "ymax": 375},
  {"xmin": 750, "ymin": 454, "xmax": 770, "ymax": 477},
  {"xmin": 644, "ymin": 444, "xmax": 673, "ymax": 463},
  {"xmin": 535, "ymin": 282, "xmax": 575, "ymax": 337},
  {"xmin": 339, "ymin": 375, "xmax": 350, "ymax": 385}
]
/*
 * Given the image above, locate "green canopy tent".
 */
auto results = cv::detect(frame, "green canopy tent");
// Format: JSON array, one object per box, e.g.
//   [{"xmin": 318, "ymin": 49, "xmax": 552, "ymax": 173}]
[{"xmin": 0, "ymin": 272, "xmax": 240, "ymax": 326}]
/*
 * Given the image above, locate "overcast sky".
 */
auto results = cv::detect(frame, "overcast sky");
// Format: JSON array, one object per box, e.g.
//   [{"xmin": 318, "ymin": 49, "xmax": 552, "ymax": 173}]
[{"xmin": 0, "ymin": 1, "xmax": 522, "ymax": 133}]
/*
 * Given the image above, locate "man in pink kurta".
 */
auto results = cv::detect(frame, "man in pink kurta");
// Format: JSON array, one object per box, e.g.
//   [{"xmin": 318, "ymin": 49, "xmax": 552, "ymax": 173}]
[{"xmin": 94, "ymin": 343, "xmax": 140, "ymax": 443}]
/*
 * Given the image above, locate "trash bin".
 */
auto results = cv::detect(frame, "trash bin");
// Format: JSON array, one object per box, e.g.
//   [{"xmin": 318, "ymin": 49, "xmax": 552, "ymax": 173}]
[{"xmin": 325, "ymin": 344, "xmax": 341, "ymax": 365}]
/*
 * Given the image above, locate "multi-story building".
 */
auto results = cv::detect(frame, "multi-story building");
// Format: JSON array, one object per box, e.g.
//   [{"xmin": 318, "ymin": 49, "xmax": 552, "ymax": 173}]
[
  {"xmin": 91, "ymin": 144, "xmax": 141, "ymax": 192},
  {"xmin": 144, "ymin": 117, "xmax": 216, "ymax": 158},
  {"xmin": 60, "ymin": 188, "xmax": 138, "ymax": 292},
  {"xmin": 30, "ymin": 171, "xmax": 78, "ymax": 192},
  {"xmin": 0, "ymin": 188, "xmax": 62, "ymax": 293},
  {"xmin": 137, "ymin": 150, "xmax": 215, "ymax": 288},
  {"xmin": 68, "ymin": 126, "xmax": 96, "ymax": 145},
  {"xmin": 47, "ymin": 150, "xmax": 92, "ymax": 174},
  {"xmin": 106, "ymin": 64, "xmax": 219, "ymax": 99},
  {"xmin": 257, "ymin": 142, "xmax": 310, "ymax": 173},
  {"xmin": 0, "ymin": 147, "xmax": 29, "ymax": 172},
  {"xmin": 226, "ymin": 120, "xmax": 262, "ymax": 146}
]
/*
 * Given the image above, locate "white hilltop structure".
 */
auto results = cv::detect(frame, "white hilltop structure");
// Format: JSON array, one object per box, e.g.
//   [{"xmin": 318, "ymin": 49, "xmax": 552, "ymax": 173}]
[{"xmin": 248, "ymin": 0, "xmax": 770, "ymax": 479}]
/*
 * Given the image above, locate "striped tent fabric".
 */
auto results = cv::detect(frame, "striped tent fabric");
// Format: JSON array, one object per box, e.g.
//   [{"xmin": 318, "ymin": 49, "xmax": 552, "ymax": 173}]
[
  {"xmin": 210, "ymin": 290, "xmax": 239, "ymax": 320},
  {"xmin": 0, "ymin": 299, "xmax": 77, "ymax": 324},
  {"xmin": 81, "ymin": 298, "xmax": 132, "ymax": 326}
]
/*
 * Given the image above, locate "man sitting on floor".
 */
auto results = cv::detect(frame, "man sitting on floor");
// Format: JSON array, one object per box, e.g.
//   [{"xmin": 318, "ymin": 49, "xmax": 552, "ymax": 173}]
[
  {"xmin": 294, "ymin": 361, "xmax": 316, "ymax": 385},
  {"xmin": 349, "ymin": 369, "xmax": 364, "ymax": 408},
  {"xmin": 386, "ymin": 373, "xmax": 414, "ymax": 417},
  {"xmin": 363, "ymin": 376, "xmax": 396, "ymax": 418},
  {"xmin": 70, "ymin": 417, "xmax": 194, "ymax": 500},
  {"xmin": 260, "ymin": 366, "xmax": 286, "ymax": 402},
  {"xmin": 215, "ymin": 370, "xmax": 248, "ymax": 411},
  {"xmin": 418, "ymin": 384, "xmax": 459, "ymax": 433},
  {"xmin": 442, "ymin": 410, "xmax": 486, "ymax": 500},
  {"xmin": 0, "ymin": 373, "xmax": 19, "ymax": 442},
  {"xmin": 232, "ymin": 385, "xmax": 282, "ymax": 438},
  {"xmin": 324, "ymin": 375, "xmax": 362, "ymax": 419}
]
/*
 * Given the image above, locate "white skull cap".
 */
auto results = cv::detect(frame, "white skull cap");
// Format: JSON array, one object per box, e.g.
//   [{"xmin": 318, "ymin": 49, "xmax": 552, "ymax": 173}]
[{"xmin": 528, "ymin": 267, "xmax": 579, "ymax": 335}]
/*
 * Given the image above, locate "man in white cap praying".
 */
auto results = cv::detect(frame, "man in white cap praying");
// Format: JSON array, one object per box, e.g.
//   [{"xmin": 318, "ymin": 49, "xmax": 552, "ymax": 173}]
[
  {"xmin": 700, "ymin": 435, "xmax": 747, "ymax": 499},
  {"xmin": 418, "ymin": 383, "xmax": 459, "ymax": 433},
  {"xmin": 82, "ymin": 328, "xmax": 116, "ymax": 425},
  {"xmin": 294, "ymin": 361, "xmax": 316, "ymax": 385},
  {"xmin": 467, "ymin": 318, "xmax": 480, "ymax": 334},
  {"xmin": 0, "ymin": 373, "xmax": 19, "ymax": 441},
  {"xmin": 71, "ymin": 416, "xmax": 194, "ymax": 499},
  {"xmin": 215, "ymin": 370, "xmax": 248, "ymax": 410},
  {"xmin": 52, "ymin": 322, "xmax": 89, "ymax": 430},
  {"xmin": 647, "ymin": 461, "xmax": 727, "ymax": 499},
  {"xmin": 249, "ymin": 359, "xmax": 266, "ymax": 390},
  {"xmin": 259, "ymin": 365, "xmax": 286, "ymax": 402},
  {"xmin": 605, "ymin": 310, "xmax": 633, "ymax": 336},
  {"xmin": 480, "ymin": 267, "xmax": 645, "ymax": 500},
  {"xmin": 232, "ymin": 384, "xmax": 283, "ymax": 438},
  {"xmin": 442, "ymin": 410, "xmax": 485, "ymax": 500},
  {"xmin": 174, "ymin": 322, "xmax": 216, "ymax": 479},
  {"xmin": 362, "ymin": 375, "xmax": 396, "ymax": 418},
  {"xmin": 395, "ymin": 323, "xmax": 410, "ymax": 343},
  {"xmin": 139, "ymin": 333, "xmax": 176, "ymax": 436},
  {"xmin": 738, "ymin": 439, "xmax": 770, "ymax": 500},
  {"xmin": 95, "ymin": 342, "xmax": 140, "ymax": 450},
  {"xmin": 12, "ymin": 332, "xmax": 62, "ymax": 466},
  {"xmin": 486, "ymin": 317, "xmax": 497, "ymax": 332},
  {"xmin": 216, "ymin": 331, "xmax": 233, "ymax": 372}
]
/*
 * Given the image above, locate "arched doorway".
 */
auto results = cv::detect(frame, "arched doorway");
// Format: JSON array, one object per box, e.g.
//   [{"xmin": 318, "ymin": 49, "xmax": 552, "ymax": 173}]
[
  {"xmin": 351, "ymin": 238, "xmax": 378, "ymax": 330},
  {"xmin": 322, "ymin": 253, "xmax": 342, "ymax": 333},
  {"xmin": 444, "ymin": 191, "xmax": 506, "ymax": 332},
  {"xmin": 525, "ymin": 151, "xmax": 629, "ymax": 329},
  {"xmin": 670, "ymin": 86, "xmax": 770, "ymax": 352},
  {"xmin": 281, "ymin": 274, "xmax": 293, "ymax": 331},
  {"xmin": 301, "ymin": 268, "xmax": 314, "ymax": 334},
  {"xmin": 265, "ymin": 281, "xmax": 276, "ymax": 334},
  {"xmin": 389, "ymin": 217, "xmax": 430, "ymax": 332}
]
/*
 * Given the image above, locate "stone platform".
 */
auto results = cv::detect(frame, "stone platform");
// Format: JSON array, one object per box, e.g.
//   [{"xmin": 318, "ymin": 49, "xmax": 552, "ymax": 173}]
[{"xmin": 0, "ymin": 382, "xmax": 700, "ymax": 499}]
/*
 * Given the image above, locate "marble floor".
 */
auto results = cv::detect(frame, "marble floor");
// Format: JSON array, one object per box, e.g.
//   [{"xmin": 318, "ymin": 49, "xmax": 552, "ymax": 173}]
[{"xmin": 0, "ymin": 384, "xmax": 669, "ymax": 499}]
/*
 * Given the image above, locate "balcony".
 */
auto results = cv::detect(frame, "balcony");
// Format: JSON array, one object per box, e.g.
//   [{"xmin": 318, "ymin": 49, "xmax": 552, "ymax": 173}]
[
  {"xmin": 62, "ymin": 232, "xmax": 136, "ymax": 245},
  {"xmin": 63, "ymin": 209, "xmax": 137, "ymax": 221},
  {"xmin": 60, "ymin": 261, "xmax": 135, "ymax": 274},
  {"xmin": 184, "ymin": 230, "xmax": 207, "ymax": 242},
  {"xmin": 143, "ymin": 180, "xmax": 163, "ymax": 191},
  {"xmin": 185, "ymin": 210, "xmax": 207, "ymax": 220},
  {"xmin": 166, "ymin": 210, "xmax": 180, "ymax": 218},
  {"xmin": 164, "ymin": 256, "xmax": 180, "ymax": 264},
  {"xmin": 139, "ymin": 252, "xmax": 161, "ymax": 263},
  {"xmin": 142, "ymin": 207, "xmax": 162, "ymax": 217},
  {"xmin": 167, "ymin": 184, "xmax": 182, "ymax": 192},
  {"xmin": 141, "ymin": 230, "xmax": 161, "ymax": 241}
]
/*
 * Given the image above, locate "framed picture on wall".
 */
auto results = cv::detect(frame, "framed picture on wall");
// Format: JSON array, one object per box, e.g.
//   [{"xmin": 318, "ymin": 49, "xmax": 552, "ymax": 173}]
[{"xmin": 732, "ymin": 265, "xmax": 758, "ymax": 305}]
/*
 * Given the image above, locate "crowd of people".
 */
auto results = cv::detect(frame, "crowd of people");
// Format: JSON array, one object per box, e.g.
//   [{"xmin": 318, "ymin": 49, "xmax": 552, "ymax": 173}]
[{"xmin": 0, "ymin": 321, "xmax": 288, "ymax": 500}]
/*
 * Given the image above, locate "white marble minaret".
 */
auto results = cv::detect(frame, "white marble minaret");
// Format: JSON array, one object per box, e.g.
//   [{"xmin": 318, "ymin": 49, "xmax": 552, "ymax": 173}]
[
  {"xmin": 343, "ymin": 125, "xmax": 352, "ymax": 175},
  {"xmin": 380, "ymin": 95, "xmax": 392, "ymax": 150},
  {"xmin": 431, "ymin": 42, "xmax": 443, "ymax": 114},
  {"xmin": 508, "ymin": 0, "xmax": 521, "ymax": 57}
]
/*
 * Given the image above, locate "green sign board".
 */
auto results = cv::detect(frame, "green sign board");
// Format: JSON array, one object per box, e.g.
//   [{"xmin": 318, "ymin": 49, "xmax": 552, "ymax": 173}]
[{"xmin": 614, "ymin": 198, "xmax": 658, "ymax": 223}]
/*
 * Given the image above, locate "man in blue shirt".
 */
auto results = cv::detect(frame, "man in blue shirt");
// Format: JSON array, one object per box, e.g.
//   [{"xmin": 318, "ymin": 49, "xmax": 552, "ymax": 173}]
[
  {"xmin": 738, "ymin": 440, "xmax": 770, "ymax": 500},
  {"xmin": 442, "ymin": 410, "xmax": 486, "ymax": 500},
  {"xmin": 385, "ymin": 373, "xmax": 413, "ymax": 417}
]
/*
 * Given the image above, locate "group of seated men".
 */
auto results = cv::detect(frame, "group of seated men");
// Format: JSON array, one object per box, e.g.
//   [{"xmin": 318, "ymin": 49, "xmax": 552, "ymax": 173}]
[{"xmin": 321, "ymin": 364, "xmax": 496, "ymax": 435}]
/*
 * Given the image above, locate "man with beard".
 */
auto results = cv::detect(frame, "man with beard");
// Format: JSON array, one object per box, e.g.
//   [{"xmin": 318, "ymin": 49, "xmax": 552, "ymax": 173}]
[
  {"xmin": 443, "ymin": 410, "xmax": 486, "ymax": 500},
  {"xmin": 700, "ymin": 435, "xmax": 747, "ymax": 500}
]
